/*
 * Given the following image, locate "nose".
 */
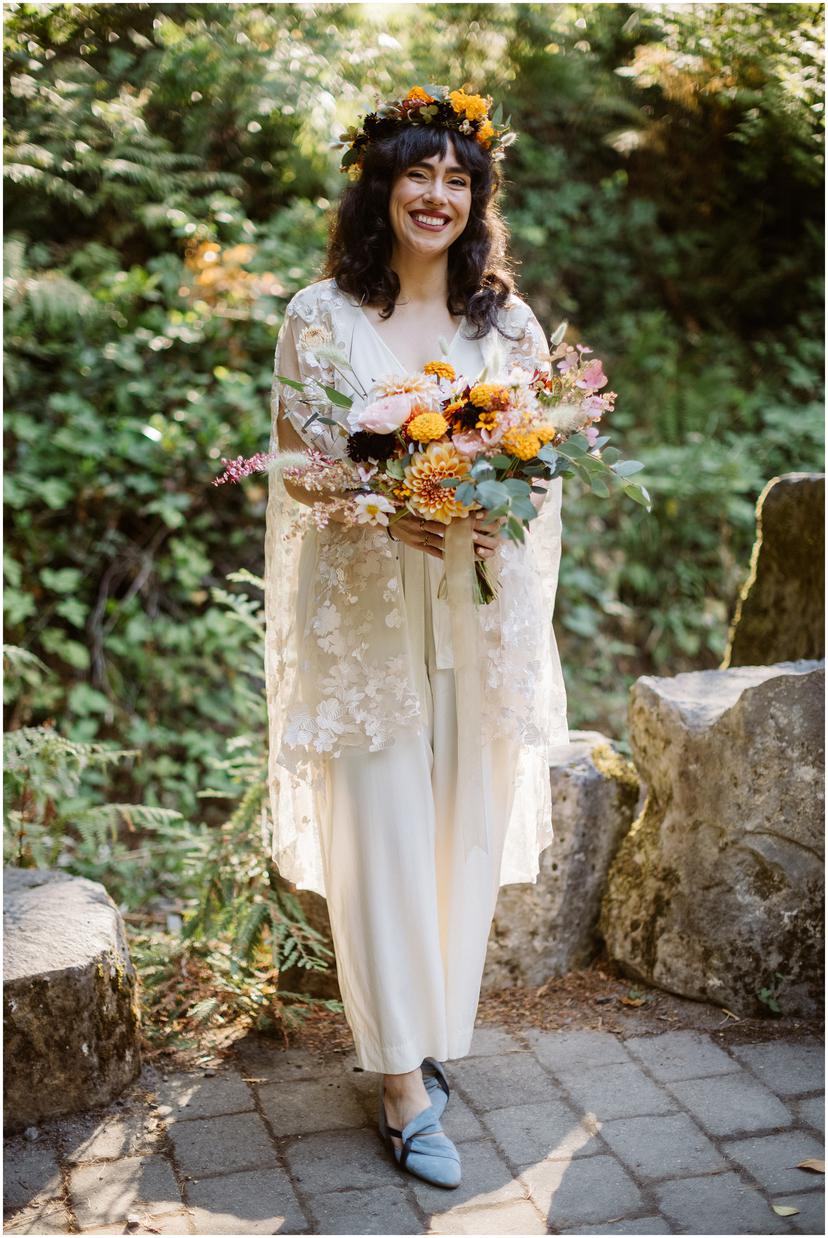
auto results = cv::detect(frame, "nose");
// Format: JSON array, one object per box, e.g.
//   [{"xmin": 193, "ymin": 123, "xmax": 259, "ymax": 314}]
[{"xmin": 423, "ymin": 180, "xmax": 449, "ymax": 204}]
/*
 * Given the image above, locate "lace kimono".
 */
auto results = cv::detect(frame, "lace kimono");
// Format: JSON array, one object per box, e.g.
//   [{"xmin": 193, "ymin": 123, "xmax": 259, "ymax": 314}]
[{"xmin": 263, "ymin": 277, "xmax": 569, "ymax": 898}]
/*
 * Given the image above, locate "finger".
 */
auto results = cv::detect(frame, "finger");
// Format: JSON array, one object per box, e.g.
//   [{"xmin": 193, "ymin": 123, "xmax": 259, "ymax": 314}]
[{"xmin": 470, "ymin": 529, "xmax": 497, "ymax": 549}]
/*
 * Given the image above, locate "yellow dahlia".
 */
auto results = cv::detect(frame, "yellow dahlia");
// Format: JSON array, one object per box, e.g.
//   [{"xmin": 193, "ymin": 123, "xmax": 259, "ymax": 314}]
[
  {"xmin": 448, "ymin": 90, "xmax": 489, "ymax": 122},
  {"xmin": 404, "ymin": 442, "xmax": 472, "ymax": 523},
  {"xmin": 468, "ymin": 382, "xmax": 510, "ymax": 409},
  {"xmin": 423, "ymin": 360, "xmax": 456, "ymax": 381},
  {"xmin": 407, "ymin": 412, "xmax": 449, "ymax": 443},
  {"xmin": 501, "ymin": 429, "xmax": 541, "ymax": 460}
]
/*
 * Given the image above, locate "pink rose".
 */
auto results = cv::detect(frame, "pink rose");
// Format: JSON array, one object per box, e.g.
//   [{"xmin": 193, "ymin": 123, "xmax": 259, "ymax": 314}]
[
  {"xmin": 452, "ymin": 429, "xmax": 488, "ymax": 456},
  {"xmin": 356, "ymin": 393, "xmax": 416, "ymax": 434}
]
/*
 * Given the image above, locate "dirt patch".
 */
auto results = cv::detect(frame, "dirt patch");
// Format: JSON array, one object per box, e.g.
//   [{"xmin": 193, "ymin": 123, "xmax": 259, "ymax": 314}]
[{"xmin": 231, "ymin": 950, "xmax": 822, "ymax": 1067}]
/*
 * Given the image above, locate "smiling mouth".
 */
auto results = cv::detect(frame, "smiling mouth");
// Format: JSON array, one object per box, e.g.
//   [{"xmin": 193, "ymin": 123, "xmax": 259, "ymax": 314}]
[{"xmin": 410, "ymin": 212, "xmax": 451, "ymax": 231}]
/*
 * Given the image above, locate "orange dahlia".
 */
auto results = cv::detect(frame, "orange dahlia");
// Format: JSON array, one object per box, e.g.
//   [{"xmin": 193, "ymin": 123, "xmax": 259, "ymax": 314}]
[{"xmin": 404, "ymin": 442, "xmax": 472, "ymax": 523}]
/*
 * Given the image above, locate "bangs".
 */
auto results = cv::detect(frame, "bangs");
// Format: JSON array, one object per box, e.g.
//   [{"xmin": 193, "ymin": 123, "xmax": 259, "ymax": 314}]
[{"xmin": 385, "ymin": 125, "xmax": 486, "ymax": 178}]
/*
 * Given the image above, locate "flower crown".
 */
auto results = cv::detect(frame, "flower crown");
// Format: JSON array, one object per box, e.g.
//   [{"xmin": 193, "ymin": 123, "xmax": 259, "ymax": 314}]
[{"xmin": 334, "ymin": 83, "xmax": 515, "ymax": 181}]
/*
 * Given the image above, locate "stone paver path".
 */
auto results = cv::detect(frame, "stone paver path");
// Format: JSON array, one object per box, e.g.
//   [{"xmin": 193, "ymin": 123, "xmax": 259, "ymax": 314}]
[{"xmin": 3, "ymin": 1027, "xmax": 824, "ymax": 1235}]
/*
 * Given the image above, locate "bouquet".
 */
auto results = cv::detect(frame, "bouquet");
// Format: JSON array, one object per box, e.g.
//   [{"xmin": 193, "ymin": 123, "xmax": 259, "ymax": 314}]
[{"xmin": 215, "ymin": 321, "xmax": 649, "ymax": 604}]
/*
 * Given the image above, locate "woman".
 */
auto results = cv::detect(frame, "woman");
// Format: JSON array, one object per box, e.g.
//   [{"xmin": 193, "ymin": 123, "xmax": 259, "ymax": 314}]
[{"xmin": 264, "ymin": 85, "xmax": 569, "ymax": 1188}]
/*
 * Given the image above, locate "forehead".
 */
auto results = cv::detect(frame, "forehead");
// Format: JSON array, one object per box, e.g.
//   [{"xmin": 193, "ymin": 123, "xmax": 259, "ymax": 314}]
[{"xmin": 408, "ymin": 150, "xmax": 470, "ymax": 175}]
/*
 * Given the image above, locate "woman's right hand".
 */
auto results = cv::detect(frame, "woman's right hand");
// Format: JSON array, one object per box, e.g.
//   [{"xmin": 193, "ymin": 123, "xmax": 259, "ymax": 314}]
[{"xmin": 388, "ymin": 512, "xmax": 446, "ymax": 560}]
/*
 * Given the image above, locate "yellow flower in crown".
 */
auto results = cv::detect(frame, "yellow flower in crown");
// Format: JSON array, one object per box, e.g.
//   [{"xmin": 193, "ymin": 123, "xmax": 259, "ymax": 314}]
[
  {"xmin": 335, "ymin": 83, "xmax": 515, "ymax": 177},
  {"xmin": 448, "ymin": 89, "xmax": 490, "ymax": 122},
  {"xmin": 403, "ymin": 86, "xmax": 436, "ymax": 106},
  {"xmin": 404, "ymin": 441, "xmax": 473, "ymax": 523},
  {"xmin": 476, "ymin": 120, "xmax": 495, "ymax": 146}
]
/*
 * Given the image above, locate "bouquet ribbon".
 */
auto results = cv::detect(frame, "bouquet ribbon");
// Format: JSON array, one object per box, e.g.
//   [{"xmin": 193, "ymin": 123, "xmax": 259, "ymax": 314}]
[{"xmin": 442, "ymin": 516, "xmax": 492, "ymax": 862}]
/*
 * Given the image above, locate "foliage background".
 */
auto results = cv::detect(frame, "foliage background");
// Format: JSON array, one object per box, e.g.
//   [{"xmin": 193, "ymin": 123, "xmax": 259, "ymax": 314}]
[{"xmin": 4, "ymin": 1, "xmax": 824, "ymax": 1039}]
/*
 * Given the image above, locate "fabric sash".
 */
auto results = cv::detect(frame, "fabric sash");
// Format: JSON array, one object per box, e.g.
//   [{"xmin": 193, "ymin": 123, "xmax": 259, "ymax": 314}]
[{"xmin": 443, "ymin": 516, "xmax": 495, "ymax": 862}]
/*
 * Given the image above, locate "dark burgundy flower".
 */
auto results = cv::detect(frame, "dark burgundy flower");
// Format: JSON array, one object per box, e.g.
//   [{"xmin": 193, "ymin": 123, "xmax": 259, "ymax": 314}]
[{"xmin": 346, "ymin": 430, "xmax": 398, "ymax": 464}]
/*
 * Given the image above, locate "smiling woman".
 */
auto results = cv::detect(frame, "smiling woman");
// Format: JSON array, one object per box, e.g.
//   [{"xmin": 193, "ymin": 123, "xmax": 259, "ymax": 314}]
[
  {"xmin": 322, "ymin": 118, "xmax": 523, "ymax": 345},
  {"xmin": 265, "ymin": 85, "xmax": 568, "ymax": 1192}
]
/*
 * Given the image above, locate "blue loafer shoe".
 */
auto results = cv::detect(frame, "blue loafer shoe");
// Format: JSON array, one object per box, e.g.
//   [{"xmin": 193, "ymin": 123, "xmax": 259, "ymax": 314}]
[
  {"xmin": 378, "ymin": 1093, "xmax": 462, "ymax": 1188},
  {"xmin": 421, "ymin": 1056, "xmax": 450, "ymax": 1119}
]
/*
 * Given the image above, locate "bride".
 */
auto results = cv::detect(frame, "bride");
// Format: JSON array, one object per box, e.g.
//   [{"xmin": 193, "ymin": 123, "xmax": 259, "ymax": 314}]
[{"xmin": 264, "ymin": 84, "xmax": 569, "ymax": 1188}]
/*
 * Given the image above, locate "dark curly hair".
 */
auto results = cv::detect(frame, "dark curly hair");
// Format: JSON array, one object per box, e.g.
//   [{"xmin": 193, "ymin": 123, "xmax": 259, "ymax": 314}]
[{"xmin": 320, "ymin": 123, "xmax": 523, "ymax": 344}]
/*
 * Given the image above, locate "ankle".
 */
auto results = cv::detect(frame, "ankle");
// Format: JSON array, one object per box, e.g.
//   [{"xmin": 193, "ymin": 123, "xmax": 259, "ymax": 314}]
[{"xmin": 383, "ymin": 1068, "xmax": 424, "ymax": 1097}]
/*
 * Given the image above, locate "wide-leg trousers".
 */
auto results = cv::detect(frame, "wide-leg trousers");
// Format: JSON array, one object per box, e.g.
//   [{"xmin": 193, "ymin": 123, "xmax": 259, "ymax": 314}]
[{"xmin": 316, "ymin": 547, "xmax": 522, "ymax": 1074}]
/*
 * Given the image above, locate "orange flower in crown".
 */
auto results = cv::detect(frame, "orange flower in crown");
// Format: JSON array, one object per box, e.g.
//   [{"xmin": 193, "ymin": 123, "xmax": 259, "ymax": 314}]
[{"xmin": 335, "ymin": 82, "xmax": 516, "ymax": 180}]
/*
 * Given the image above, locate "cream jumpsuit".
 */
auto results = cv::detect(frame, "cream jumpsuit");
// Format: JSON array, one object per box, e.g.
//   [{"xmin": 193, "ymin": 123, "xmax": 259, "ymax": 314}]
[{"xmin": 313, "ymin": 313, "xmax": 522, "ymax": 1074}]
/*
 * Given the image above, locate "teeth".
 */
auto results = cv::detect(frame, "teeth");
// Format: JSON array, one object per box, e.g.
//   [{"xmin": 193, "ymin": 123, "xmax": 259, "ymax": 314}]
[{"xmin": 412, "ymin": 213, "xmax": 448, "ymax": 229}]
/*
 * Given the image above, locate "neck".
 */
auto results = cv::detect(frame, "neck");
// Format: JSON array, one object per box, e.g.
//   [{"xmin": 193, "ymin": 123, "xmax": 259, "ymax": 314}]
[{"xmin": 388, "ymin": 243, "xmax": 449, "ymax": 307}]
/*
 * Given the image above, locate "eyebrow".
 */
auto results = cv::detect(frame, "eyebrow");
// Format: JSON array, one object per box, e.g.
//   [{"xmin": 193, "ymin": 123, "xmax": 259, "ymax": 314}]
[{"xmin": 409, "ymin": 161, "xmax": 470, "ymax": 176}]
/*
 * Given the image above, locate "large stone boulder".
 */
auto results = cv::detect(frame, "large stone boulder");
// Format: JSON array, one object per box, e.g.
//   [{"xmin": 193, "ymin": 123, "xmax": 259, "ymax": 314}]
[
  {"xmin": 723, "ymin": 472, "xmax": 824, "ymax": 667},
  {"xmin": 4, "ymin": 869, "xmax": 141, "ymax": 1132},
  {"xmin": 599, "ymin": 659, "xmax": 824, "ymax": 1018},
  {"xmin": 484, "ymin": 732, "xmax": 641, "ymax": 989}
]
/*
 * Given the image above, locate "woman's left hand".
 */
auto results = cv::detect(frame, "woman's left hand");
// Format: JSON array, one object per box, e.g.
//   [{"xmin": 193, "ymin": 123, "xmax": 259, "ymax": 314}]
[{"xmin": 471, "ymin": 509, "xmax": 507, "ymax": 558}]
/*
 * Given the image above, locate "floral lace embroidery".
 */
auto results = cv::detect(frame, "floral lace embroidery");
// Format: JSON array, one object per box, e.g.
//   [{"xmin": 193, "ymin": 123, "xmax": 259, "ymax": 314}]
[{"xmin": 269, "ymin": 278, "xmax": 567, "ymax": 783}]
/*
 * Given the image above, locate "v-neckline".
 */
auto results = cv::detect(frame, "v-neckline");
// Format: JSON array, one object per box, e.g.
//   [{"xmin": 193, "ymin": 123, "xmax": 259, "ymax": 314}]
[{"xmin": 355, "ymin": 304, "xmax": 466, "ymax": 373}]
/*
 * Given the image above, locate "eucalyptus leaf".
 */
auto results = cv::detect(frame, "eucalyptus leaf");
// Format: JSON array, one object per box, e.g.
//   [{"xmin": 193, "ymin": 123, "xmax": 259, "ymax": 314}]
[
  {"xmin": 510, "ymin": 497, "xmax": 538, "ymax": 519},
  {"xmin": 623, "ymin": 481, "xmax": 652, "ymax": 508},
  {"xmin": 476, "ymin": 479, "xmax": 510, "ymax": 506},
  {"xmin": 502, "ymin": 477, "xmax": 532, "ymax": 496},
  {"xmin": 613, "ymin": 458, "xmax": 646, "ymax": 477}
]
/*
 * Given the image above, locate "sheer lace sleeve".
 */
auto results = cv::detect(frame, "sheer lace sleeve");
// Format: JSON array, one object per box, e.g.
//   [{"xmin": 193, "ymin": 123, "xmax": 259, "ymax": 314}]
[
  {"xmin": 509, "ymin": 299, "xmax": 553, "ymax": 379},
  {"xmin": 270, "ymin": 291, "xmax": 349, "ymax": 461}
]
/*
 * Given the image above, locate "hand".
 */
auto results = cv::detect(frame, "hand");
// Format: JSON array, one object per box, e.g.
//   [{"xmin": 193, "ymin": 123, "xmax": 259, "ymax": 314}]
[
  {"xmin": 387, "ymin": 511, "xmax": 446, "ymax": 560},
  {"xmin": 388, "ymin": 509, "xmax": 507, "ymax": 560},
  {"xmin": 470, "ymin": 509, "xmax": 507, "ymax": 558}
]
